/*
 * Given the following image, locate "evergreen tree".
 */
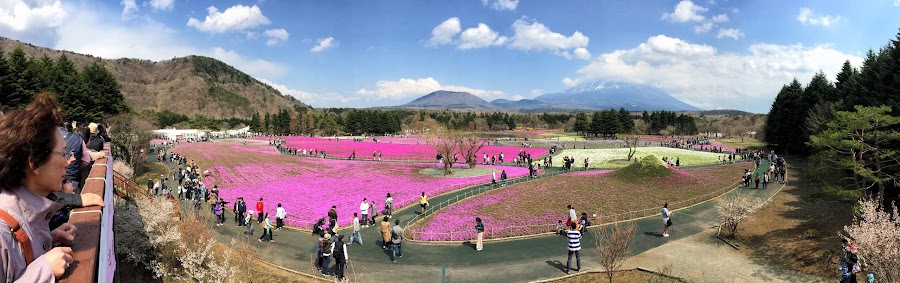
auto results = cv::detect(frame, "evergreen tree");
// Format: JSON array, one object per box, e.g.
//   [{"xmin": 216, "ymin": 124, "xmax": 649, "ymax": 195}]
[
  {"xmin": 573, "ymin": 112, "xmax": 589, "ymax": 136},
  {"xmin": 618, "ymin": 108, "xmax": 634, "ymax": 134},
  {"xmin": 589, "ymin": 111, "xmax": 603, "ymax": 137}
]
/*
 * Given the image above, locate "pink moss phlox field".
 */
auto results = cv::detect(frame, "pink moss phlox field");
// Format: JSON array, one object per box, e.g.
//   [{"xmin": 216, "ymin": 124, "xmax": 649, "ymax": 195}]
[
  {"xmin": 253, "ymin": 136, "xmax": 548, "ymax": 160},
  {"xmin": 409, "ymin": 162, "xmax": 750, "ymax": 241},
  {"xmin": 690, "ymin": 142, "xmax": 735, "ymax": 153},
  {"xmin": 171, "ymin": 141, "xmax": 529, "ymax": 228}
]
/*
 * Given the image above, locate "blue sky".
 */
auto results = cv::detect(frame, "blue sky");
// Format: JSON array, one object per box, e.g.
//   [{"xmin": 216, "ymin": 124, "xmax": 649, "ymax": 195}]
[{"xmin": 2, "ymin": 0, "xmax": 899, "ymax": 113}]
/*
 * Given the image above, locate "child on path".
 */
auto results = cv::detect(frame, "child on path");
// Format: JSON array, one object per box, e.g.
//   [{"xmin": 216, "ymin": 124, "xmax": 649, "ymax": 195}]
[{"xmin": 662, "ymin": 203, "xmax": 672, "ymax": 237}]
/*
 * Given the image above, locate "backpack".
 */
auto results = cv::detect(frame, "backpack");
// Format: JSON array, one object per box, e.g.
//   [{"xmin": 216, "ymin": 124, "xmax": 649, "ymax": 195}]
[
  {"xmin": 332, "ymin": 242, "xmax": 345, "ymax": 262},
  {"xmin": 391, "ymin": 229, "xmax": 400, "ymax": 240}
]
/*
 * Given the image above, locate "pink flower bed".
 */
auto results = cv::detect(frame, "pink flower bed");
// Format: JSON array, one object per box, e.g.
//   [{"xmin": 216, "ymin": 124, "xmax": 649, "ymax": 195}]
[
  {"xmin": 256, "ymin": 136, "xmax": 548, "ymax": 161},
  {"xmin": 171, "ymin": 141, "xmax": 529, "ymax": 228},
  {"xmin": 409, "ymin": 162, "xmax": 750, "ymax": 241},
  {"xmin": 690, "ymin": 142, "xmax": 735, "ymax": 153}
]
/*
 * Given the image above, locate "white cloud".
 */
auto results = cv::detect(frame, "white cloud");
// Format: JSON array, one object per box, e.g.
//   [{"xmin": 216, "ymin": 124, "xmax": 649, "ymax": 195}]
[
  {"xmin": 662, "ymin": 0, "xmax": 707, "ymax": 23},
  {"xmin": 481, "ymin": 0, "xmax": 518, "ymax": 11},
  {"xmin": 355, "ymin": 77, "xmax": 506, "ymax": 101},
  {"xmin": 186, "ymin": 5, "xmax": 270, "ymax": 34},
  {"xmin": 562, "ymin": 77, "xmax": 576, "ymax": 86},
  {"xmin": 694, "ymin": 22, "xmax": 714, "ymax": 33},
  {"xmin": 509, "ymin": 18, "xmax": 589, "ymax": 54},
  {"xmin": 573, "ymin": 47, "xmax": 591, "ymax": 60},
  {"xmin": 51, "ymin": 7, "xmax": 286, "ymax": 80},
  {"xmin": 896, "ymin": 0, "xmax": 900, "ymax": 6},
  {"xmin": 569, "ymin": 35, "xmax": 862, "ymax": 112},
  {"xmin": 731, "ymin": 8, "xmax": 740, "ymax": 14},
  {"xmin": 121, "ymin": 0, "xmax": 138, "ymax": 18},
  {"xmin": 458, "ymin": 23, "xmax": 507, "ymax": 49},
  {"xmin": 263, "ymin": 28, "xmax": 288, "ymax": 46},
  {"xmin": 711, "ymin": 14, "xmax": 728, "ymax": 23},
  {"xmin": 149, "ymin": 0, "xmax": 174, "ymax": 11},
  {"xmin": 796, "ymin": 8, "xmax": 840, "ymax": 27},
  {"xmin": 310, "ymin": 37, "xmax": 337, "ymax": 52},
  {"xmin": 427, "ymin": 17, "xmax": 461, "ymax": 46},
  {"xmin": 257, "ymin": 78, "xmax": 355, "ymax": 107},
  {"xmin": 0, "ymin": 0, "xmax": 66, "ymax": 33},
  {"xmin": 716, "ymin": 28, "xmax": 744, "ymax": 40}
]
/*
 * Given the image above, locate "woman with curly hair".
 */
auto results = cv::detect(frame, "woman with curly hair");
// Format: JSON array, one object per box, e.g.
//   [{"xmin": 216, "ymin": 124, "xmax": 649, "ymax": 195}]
[{"xmin": 0, "ymin": 93, "xmax": 77, "ymax": 281}]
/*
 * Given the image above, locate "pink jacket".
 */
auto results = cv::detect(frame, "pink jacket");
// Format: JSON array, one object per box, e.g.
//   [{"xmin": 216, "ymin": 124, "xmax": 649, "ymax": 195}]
[{"xmin": 0, "ymin": 186, "xmax": 63, "ymax": 283}]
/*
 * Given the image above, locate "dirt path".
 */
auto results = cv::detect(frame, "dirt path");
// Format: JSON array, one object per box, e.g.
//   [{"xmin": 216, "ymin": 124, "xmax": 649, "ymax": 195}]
[
  {"xmin": 739, "ymin": 160, "xmax": 853, "ymax": 279},
  {"xmin": 622, "ymin": 228, "xmax": 829, "ymax": 282}
]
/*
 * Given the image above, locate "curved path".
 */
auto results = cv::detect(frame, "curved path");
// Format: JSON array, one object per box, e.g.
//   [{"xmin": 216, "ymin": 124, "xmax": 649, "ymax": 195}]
[{"xmin": 158, "ymin": 147, "xmax": 777, "ymax": 282}]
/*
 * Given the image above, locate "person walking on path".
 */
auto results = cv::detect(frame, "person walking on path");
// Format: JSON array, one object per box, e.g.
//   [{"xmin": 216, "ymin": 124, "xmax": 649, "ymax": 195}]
[
  {"xmin": 419, "ymin": 192, "xmax": 428, "ymax": 215},
  {"xmin": 754, "ymin": 173, "xmax": 760, "ymax": 189},
  {"xmin": 491, "ymin": 169, "xmax": 497, "ymax": 186},
  {"xmin": 567, "ymin": 205, "xmax": 577, "ymax": 227},
  {"xmin": 332, "ymin": 234, "xmax": 349, "ymax": 282},
  {"xmin": 213, "ymin": 199, "xmax": 224, "ymax": 226},
  {"xmin": 259, "ymin": 213, "xmax": 274, "ymax": 242},
  {"xmin": 380, "ymin": 216, "xmax": 391, "ymax": 250},
  {"xmin": 662, "ymin": 203, "xmax": 672, "ymax": 237},
  {"xmin": 320, "ymin": 234, "xmax": 333, "ymax": 276},
  {"xmin": 243, "ymin": 210, "xmax": 254, "ymax": 236},
  {"xmin": 390, "ymin": 219, "xmax": 404, "ymax": 263},
  {"xmin": 762, "ymin": 173, "xmax": 769, "ymax": 189},
  {"xmin": 256, "ymin": 198, "xmax": 264, "ymax": 224},
  {"xmin": 501, "ymin": 170, "xmax": 508, "ymax": 187},
  {"xmin": 565, "ymin": 223, "xmax": 582, "ymax": 274},
  {"xmin": 350, "ymin": 213, "xmax": 363, "ymax": 245},
  {"xmin": 370, "ymin": 200, "xmax": 378, "ymax": 225},
  {"xmin": 384, "ymin": 193, "xmax": 394, "ymax": 219},
  {"xmin": 275, "ymin": 203, "xmax": 286, "ymax": 231},
  {"xmin": 475, "ymin": 217, "xmax": 485, "ymax": 251},
  {"xmin": 236, "ymin": 198, "xmax": 246, "ymax": 226},
  {"xmin": 328, "ymin": 205, "xmax": 338, "ymax": 235},
  {"xmin": 359, "ymin": 198, "xmax": 370, "ymax": 227}
]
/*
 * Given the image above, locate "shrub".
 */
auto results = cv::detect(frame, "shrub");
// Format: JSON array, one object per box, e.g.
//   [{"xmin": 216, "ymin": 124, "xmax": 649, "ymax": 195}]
[
  {"xmin": 843, "ymin": 199, "xmax": 900, "ymax": 283},
  {"xmin": 612, "ymin": 155, "xmax": 670, "ymax": 178}
]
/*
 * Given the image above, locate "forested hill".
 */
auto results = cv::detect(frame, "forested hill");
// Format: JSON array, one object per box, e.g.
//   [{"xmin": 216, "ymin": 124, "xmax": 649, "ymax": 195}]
[{"xmin": 0, "ymin": 37, "xmax": 309, "ymax": 119}]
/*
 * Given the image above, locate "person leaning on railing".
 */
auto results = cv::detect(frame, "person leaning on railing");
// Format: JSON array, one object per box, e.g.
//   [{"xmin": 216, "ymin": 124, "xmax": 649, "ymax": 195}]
[{"xmin": 0, "ymin": 93, "xmax": 78, "ymax": 282}]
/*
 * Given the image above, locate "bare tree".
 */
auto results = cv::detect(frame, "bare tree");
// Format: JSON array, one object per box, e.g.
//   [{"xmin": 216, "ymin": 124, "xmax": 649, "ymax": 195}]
[
  {"xmin": 592, "ymin": 222, "xmax": 636, "ymax": 283},
  {"xmin": 625, "ymin": 135, "xmax": 639, "ymax": 161},
  {"xmin": 428, "ymin": 132, "xmax": 461, "ymax": 175},
  {"xmin": 109, "ymin": 113, "xmax": 155, "ymax": 176},
  {"xmin": 716, "ymin": 195, "xmax": 766, "ymax": 237},
  {"xmin": 459, "ymin": 134, "xmax": 490, "ymax": 168}
]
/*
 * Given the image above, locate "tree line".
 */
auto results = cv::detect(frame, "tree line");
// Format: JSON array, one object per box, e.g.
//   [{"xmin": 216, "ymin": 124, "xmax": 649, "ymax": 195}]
[
  {"xmin": 0, "ymin": 46, "xmax": 128, "ymax": 122},
  {"xmin": 765, "ymin": 30, "xmax": 900, "ymax": 202}
]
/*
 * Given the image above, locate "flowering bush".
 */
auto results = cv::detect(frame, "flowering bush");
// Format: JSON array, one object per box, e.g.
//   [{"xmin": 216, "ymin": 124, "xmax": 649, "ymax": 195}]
[
  {"xmin": 261, "ymin": 136, "xmax": 548, "ymax": 161},
  {"xmin": 843, "ymin": 199, "xmax": 900, "ymax": 283},
  {"xmin": 409, "ymin": 162, "xmax": 750, "ymax": 241},
  {"xmin": 172, "ymin": 141, "xmax": 529, "ymax": 228},
  {"xmin": 552, "ymin": 147, "xmax": 729, "ymax": 168}
]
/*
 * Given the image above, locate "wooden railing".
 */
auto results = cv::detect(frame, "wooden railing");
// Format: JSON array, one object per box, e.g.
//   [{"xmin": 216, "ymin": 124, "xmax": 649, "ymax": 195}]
[{"xmin": 59, "ymin": 144, "xmax": 115, "ymax": 283}]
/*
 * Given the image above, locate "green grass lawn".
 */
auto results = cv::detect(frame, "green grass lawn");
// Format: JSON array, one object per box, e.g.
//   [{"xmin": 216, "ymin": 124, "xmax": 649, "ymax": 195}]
[
  {"xmin": 548, "ymin": 147, "xmax": 731, "ymax": 168},
  {"xmin": 536, "ymin": 133, "xmax": 584, "ymax": 141},
  {"xmin": 716, "ymin": 138, "xmax": 767, "ymax": 149}
]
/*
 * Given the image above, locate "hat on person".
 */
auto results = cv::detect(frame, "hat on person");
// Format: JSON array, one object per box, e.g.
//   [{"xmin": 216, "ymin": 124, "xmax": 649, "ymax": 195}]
[
  {"xmin": 88, "ymin": 123, "xmax": 99, "ymax": 134},
  {"xmin": 324, "ymin": 233, "xmax": 331, "ymax": 240}
]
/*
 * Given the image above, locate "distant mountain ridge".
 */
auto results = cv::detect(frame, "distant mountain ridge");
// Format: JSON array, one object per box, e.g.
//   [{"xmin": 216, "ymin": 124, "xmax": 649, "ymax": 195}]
[
  {"xmin": 0, "ymin": 37, "xmax": 309, "ymax": 119},
  {"xmin": 401, "ymin": 90, "xmax": 497, "ymax": 109},
  {"xmin": 394, "ymin": 81, "xmax": 702, "ymax": 112},
  {"xmin": 533, "ymin": 81, "xmax": 701, "ymax": 111}
]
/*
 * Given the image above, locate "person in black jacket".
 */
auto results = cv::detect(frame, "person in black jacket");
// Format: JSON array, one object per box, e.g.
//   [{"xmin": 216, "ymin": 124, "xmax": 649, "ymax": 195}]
[{"xmin": 237, "ymin": 197, "xmax": 247, "ymax": 226}]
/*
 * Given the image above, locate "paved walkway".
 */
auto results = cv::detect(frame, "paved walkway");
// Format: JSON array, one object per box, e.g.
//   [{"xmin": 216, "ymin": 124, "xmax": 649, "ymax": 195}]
[{"xmin": 155, "ymin": 147, "xmax": 779, "ymax": 282}]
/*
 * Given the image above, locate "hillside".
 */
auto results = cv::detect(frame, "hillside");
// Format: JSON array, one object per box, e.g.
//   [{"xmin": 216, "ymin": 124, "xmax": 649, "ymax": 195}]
[
  {"xmin": 401, "ymin": 90, "xmax": 497, "ymax": 109},
  {"xmin": 0, "ymin": 37, "xmax": 308, "ymax": 119}
]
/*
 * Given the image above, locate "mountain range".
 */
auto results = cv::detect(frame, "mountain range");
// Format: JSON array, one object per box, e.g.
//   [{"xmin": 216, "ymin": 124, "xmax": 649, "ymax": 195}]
[
  {"xmin": 0, "ymin": 37, "xmax": 308, "ymax": 119},
  {"xmin": 395, "ymin": 81, "xmax": 702, "ymax": 111}
]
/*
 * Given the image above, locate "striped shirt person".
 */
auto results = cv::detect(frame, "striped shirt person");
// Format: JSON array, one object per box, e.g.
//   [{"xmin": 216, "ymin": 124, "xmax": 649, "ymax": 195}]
[{"xmin": 565, "ymin": 223, "xmax": 581, "ymax": 274}]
